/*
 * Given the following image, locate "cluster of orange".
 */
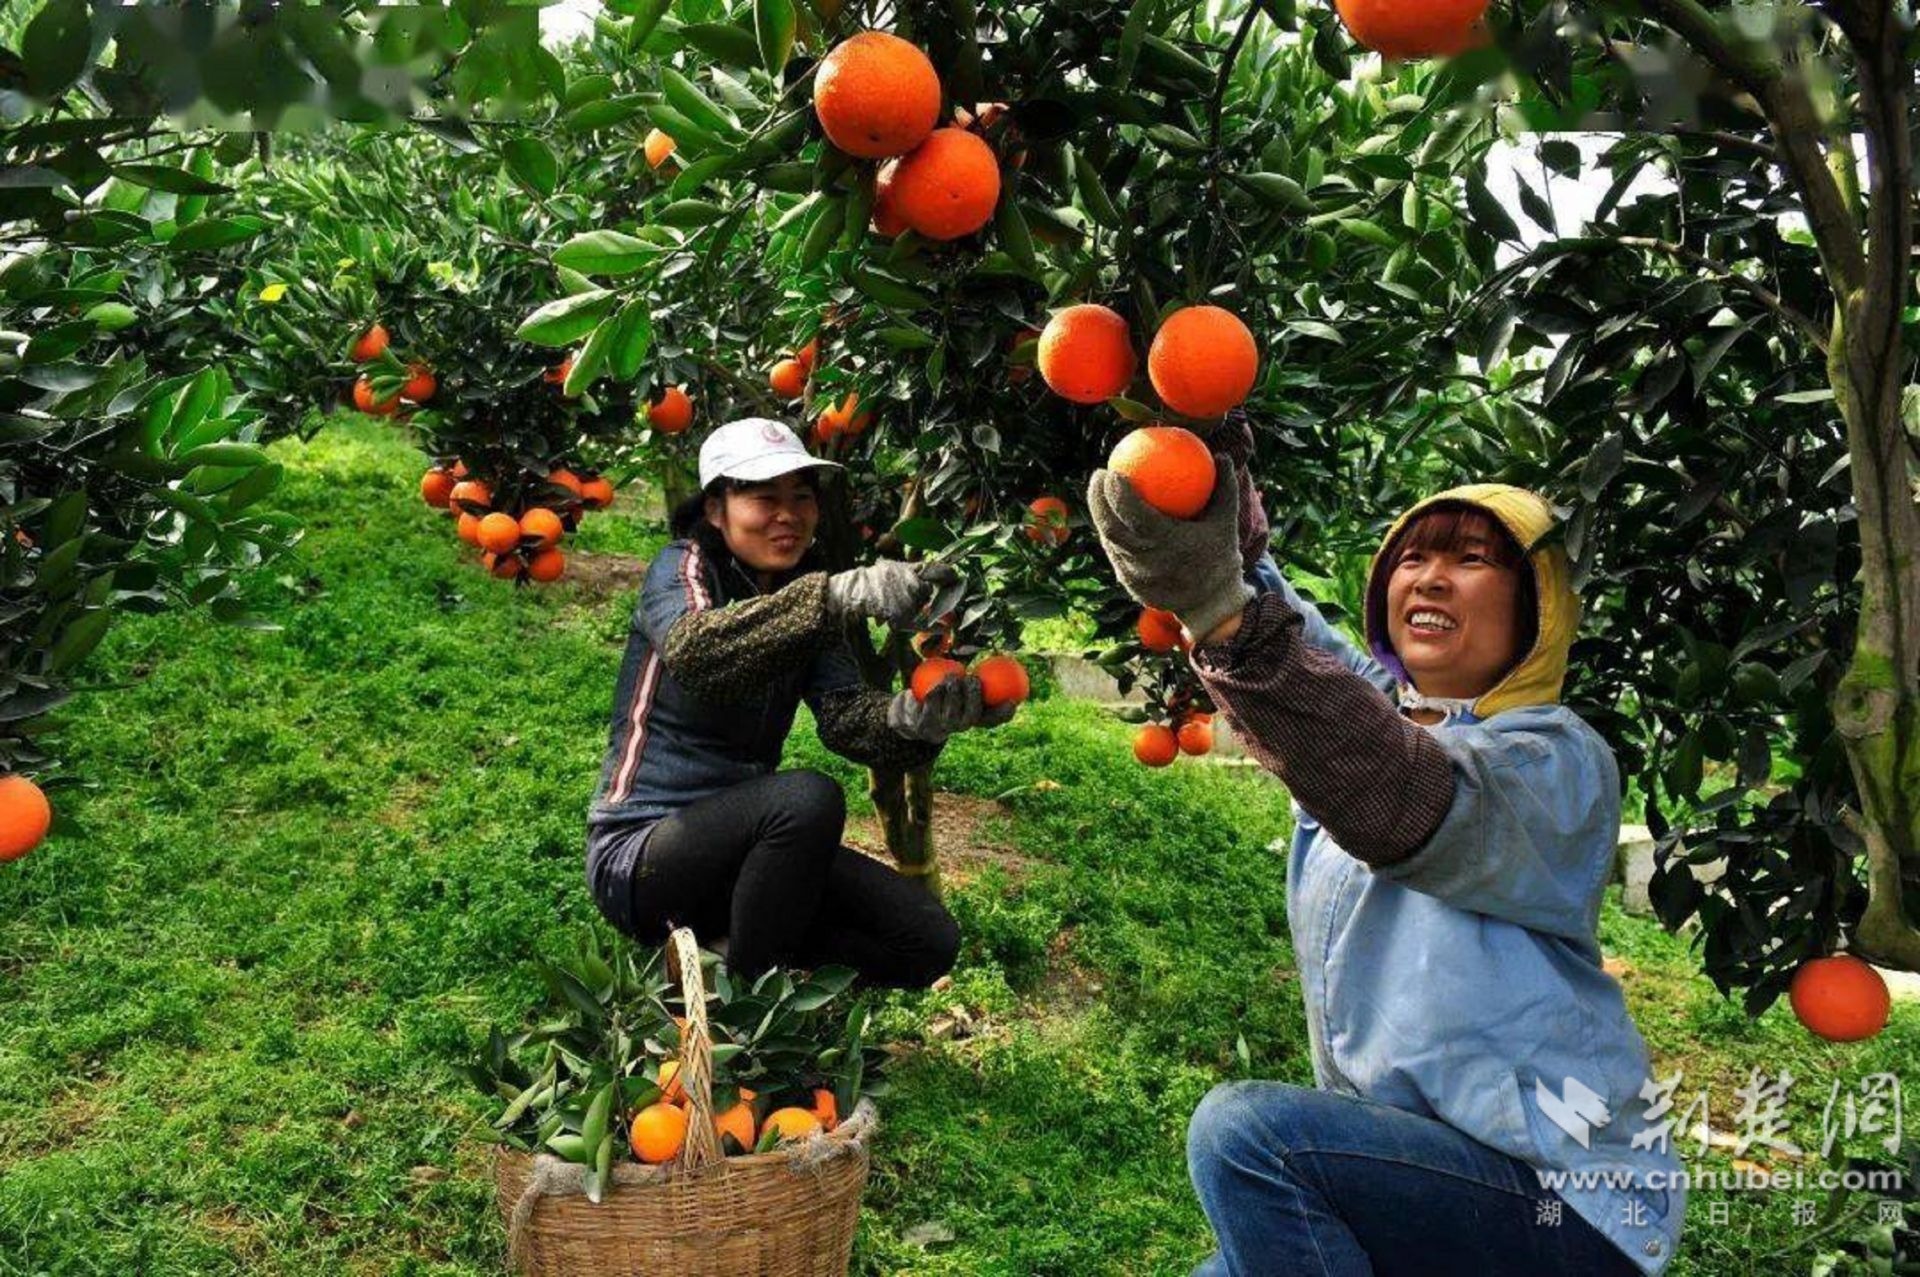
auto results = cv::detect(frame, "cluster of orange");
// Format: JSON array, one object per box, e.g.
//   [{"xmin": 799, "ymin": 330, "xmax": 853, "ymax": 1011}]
[
  {"xmin": 814, "ymin": 32, "xmax": 1005, "ymax": 243},
  {"xmin": 1011, "ymin": 303, "xmax": 1259, "ymax": 553},
  {"xmin": 1132, "ymin": 711, "xmax": 1215, "ymax": 767},
  {"xmin": 906, "ymin": 651, "xmax": 1031, "ymax": 710},
  {"xmin": 0, "ymin": 774, "xmax": 51, "ymax": 864},
  {"xmin": 348, "ymin": 323, "xmax": 436, "ymax": 416},
  {"xmin": 419, "ymin": 461, "xmax": 616, "ymax": 584},
  {"xmin": 628, "ymin": 1056, "xmax": 844, "ymax": 1165}
]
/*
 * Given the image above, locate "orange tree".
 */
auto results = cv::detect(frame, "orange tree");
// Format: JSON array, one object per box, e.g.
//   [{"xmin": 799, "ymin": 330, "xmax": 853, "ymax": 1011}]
[
  {"xmin": 0, "ymin": 1, "xmax": 569, "ymax": 834},
  {"xmin": 467, "ymin": 2, "xmax": 1504, "ymax": 889}
]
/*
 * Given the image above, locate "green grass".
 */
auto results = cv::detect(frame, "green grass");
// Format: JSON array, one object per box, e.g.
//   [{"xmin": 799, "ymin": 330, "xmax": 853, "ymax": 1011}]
[{"xmin": 0, "ymin": 418, "xmax": 1913, "ymax": 1275}]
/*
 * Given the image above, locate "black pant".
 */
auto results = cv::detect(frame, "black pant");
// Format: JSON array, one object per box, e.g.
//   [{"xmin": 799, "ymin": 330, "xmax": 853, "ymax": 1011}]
[{"xmin": 619, "ymin": 770, "xmax": 960, "ymax": 989}]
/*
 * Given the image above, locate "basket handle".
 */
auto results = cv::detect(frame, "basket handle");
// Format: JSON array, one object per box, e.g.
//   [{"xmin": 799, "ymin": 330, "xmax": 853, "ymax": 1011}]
[{"xmin": 665, "ymin": 927, "xmax": 723, "ymax": 1173}]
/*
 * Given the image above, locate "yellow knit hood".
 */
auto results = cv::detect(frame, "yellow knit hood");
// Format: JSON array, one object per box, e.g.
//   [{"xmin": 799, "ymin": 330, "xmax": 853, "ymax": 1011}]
[{"xmin": 1362, "ymin": 484, "xmax": 1579, "ymax": 718}]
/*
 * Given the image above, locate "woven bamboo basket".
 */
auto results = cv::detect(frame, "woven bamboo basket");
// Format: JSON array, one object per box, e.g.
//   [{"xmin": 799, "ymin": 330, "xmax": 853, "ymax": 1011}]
[{"xmin": 494, "ymin": 928, "xmax": 875, "ymax": 1276}]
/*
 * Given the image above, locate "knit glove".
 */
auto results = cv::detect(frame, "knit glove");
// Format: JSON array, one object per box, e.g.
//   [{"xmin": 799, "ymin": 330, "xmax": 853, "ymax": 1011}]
[
  {"xmin": 885, "ymin": 675, "xmax": 1015, "ymax": 743},
  {"xmin": 1087, "ymin": 456, "xmax": 1254, "ymax": 641},
  {"xmin": 826, "ymin": 560, "xmax": 957, "ymax": 627}
]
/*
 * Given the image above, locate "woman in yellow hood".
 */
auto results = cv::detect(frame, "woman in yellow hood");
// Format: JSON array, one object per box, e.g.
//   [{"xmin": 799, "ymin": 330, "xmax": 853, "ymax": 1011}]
[{"xmin": 1088, "ymin": 424, "xmax": 1684, "ymax": 1276}]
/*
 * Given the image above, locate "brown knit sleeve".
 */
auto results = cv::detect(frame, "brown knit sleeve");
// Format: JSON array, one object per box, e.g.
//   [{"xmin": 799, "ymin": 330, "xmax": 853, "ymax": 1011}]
[
  {"xmin": 660, "ymin": 571, "xmax": 836, "ymax": 704},
  {"xmin": 1191, "ymin": 592, "xmax": 1456, "ymax": 866},
  {"xmin": 811, "ymin": 687, "xmax": 942, "ymax": 771}
]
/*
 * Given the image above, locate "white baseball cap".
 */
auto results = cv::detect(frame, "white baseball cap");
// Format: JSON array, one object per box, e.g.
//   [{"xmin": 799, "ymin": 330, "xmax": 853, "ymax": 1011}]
[{"xmin": 698, "ymin": 417, "xmax": 843, "ymax": 489}]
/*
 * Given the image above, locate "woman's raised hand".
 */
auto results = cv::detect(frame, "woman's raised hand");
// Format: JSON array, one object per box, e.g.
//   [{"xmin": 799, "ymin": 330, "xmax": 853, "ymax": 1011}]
[
  {"xmin": 826, "ymin": 560, "xmax": 957, "ymax": 627},
  {"xmin": 886, "ymin": 675, "xmax": 1014, "ymax": 743},
  {"xmin": 1086, "ymin": 457, "xmax": 1253, "ymax": 644}
]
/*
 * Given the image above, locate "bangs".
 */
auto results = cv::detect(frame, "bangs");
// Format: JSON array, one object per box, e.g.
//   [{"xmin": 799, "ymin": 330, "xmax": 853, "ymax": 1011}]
[{"xmin": 1390, "ymin": 504, "xmax": 1525, "ymax": 569}]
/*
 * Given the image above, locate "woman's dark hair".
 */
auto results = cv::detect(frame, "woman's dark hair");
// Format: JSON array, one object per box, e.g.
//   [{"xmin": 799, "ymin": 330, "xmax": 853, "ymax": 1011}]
[
  {"xmin": 1384, "ymin": 502, "xmax": 1540, "ymax": 662},
  {"xmin": 667, "ymin": 471, "xmax": 823, "ymax": 539}
]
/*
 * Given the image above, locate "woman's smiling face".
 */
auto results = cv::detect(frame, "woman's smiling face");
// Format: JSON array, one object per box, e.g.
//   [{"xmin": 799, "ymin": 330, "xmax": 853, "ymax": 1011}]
[
  {"xmin": 1384, "ymin": 508, "xmax": 1530, "ymax": 701},
  {"xmin": 706, "ymin": 472, "xmax": 820, "ymax": 574}
]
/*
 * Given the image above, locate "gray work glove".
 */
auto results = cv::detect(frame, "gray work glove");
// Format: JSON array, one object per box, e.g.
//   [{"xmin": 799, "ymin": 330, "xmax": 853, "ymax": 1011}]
[
  {"xmin": 1086, "ymin": 456, "xmax": 1254, "ymax": 643},
  {"xmin": 826, "ymin": 560, "xmax": 957, "ymax": 627},
  {"xmin": 885, "ymin": 674, "xmax": 1016, "ymax": 743}
]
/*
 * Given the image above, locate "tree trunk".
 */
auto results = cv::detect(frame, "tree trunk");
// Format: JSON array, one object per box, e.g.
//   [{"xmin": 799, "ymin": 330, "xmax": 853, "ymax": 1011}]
[{"xmin": 868, "ymin": 763, "xmax": 941, "ymax": 896}]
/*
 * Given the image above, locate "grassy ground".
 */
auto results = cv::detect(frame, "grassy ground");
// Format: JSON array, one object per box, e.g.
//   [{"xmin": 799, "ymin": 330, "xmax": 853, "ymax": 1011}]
[{"xmin": 1, "ymin": 418, "xmax": 1913, "ymax": 1276}]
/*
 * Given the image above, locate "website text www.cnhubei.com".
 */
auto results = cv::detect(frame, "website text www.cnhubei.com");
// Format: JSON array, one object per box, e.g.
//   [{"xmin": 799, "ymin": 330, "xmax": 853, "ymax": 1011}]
[{"xmin": 1536, "ymin": 1166, "xmax": 1906, "ymax": 1193}]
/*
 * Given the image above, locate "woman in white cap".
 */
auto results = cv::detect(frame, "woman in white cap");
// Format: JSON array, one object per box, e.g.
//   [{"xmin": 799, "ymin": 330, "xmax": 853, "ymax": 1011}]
[{"xmin": 584, "ymin": 418, "xmax": 1008, "ymax": 986}]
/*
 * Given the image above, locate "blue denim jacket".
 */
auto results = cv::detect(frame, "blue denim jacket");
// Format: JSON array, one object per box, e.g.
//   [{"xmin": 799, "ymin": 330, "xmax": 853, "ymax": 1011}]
[{"xmin": 1252, "ymin": 556, "xmax": 1686, "ymax": 1274}]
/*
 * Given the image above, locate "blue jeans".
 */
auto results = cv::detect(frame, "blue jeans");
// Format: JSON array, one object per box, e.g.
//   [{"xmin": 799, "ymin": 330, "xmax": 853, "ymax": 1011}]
[{"xmin": 1187, "ymin": 1082, "xmax": 1640, "ymax": 1276}]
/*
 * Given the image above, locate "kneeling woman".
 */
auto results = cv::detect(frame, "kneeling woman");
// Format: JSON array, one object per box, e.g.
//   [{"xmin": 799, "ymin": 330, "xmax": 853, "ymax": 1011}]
[{"xmin": 586, "ymin": 418, "xmax": 1007, "ymax": 987}]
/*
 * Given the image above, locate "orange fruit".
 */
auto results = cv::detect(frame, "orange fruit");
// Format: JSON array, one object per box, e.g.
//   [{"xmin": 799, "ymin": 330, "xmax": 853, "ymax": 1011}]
[
  {"xmin": 913, "ymin": 630, "xmax": 953, "ymax": 658},
  {"xmin": 1147, "ymin": 306, "xmax": 1259, "ymax": 419},
  {"xmin": 451, "ymin": 460, "xmax": 469, "ymax": 478},
  {"xmin": 456, "ymin": 512, "xmax": 482, "ymax": 546},
  {"xmin": 0, "ymin": 774, "xmax": 52, "ymax": 862},
  {"xmin": 1133, "ymin": 723, "xmax": 1179, "ymax": 767},
  {"xmin": 350, "ymin": 323, "xmax": 389, "ymax": 362},
  {"xmin": 973, "ymin": 654, "xmax": 1030, "ymax": 708},
  {"xmin": 649, "ymin": 385, "xmax": 693, "ymax": 434},
  {"xmin": 769, "ymin": 358, "xmax": 807, "ymax": 399},
  {"xmin": 888, "ymin": 127, "xmax": 1002, "ymax": 241},
  {"xmin": 644, "ymin": 127, "xmax": 677, "ymax": 169},
  {"xmin": 628, "ymin": 1102, "xmax": 688, "ymax": 1164},
  {"xmin": 764, "ymin": 1106, "xmax": 824, "ymax": 1143},
  {"xmin": 1789, "ymin": 955, "xmax": 1891, "ymax": 1042},
  {"xmin": 1024, "ymin": 495, "xmax": 1070, "ymax": 545},
  {"xmin": 714, "ymin": 1099, "xmax": 757, "ymax": 1153},
  {"xmin": 1334, "ymin": 0, "xmax": 1489, "ymax": 59},
  {"xmin": 519, "ymin": 507, "xmax": 564, "ymax": 549},
  {"xmin": 1136, "ymin": 607, "xmax": 1186, "ymax": 652},
  {"xmin": 477, "ymin": 512, "xmax": 522, "ymax": 554},
  {"xmin": 448, "ymin": 479, "xmax": 492, "ymax": 512},
  {"xmin": 401, "ymin": 363, "xmax": 436, "ymax": 404},
  {"xmin": 1177, "ymin": 719, "xmax": 1214, "ymax": 756},
  {"xmin": 527, "ymin": 548, "xmax": 565, "ymax": 583},
  {"xmin": 1038, "ymin": 304, "xmax": 1136, "ymax": 404},
  {"xmin": 483, "ymin": 550, "xmax": 523, "ymax": 581},
  {"xmin": 352, "ymin": 377, "xmax": 399, "ymax": 417},
  {"xmin": 545, "ymin": 355, "xmax": 574, "ymax": 385},
  {"xmin": 813, "ymin": 32, "xmax": 942, "ymax": 159},
  {"xmin": 420, "ymin": 469, "xmax": 456, "ymax": 509},
  {"xmin": 811, "ymin": 1087, "xmax": 840, "ymax": 1132},
  {"xmin": 657, "ymin": 1060, "xmax": 688, "ymax": 1105},
  {"xmin": 1108, "ymin": 426, "xmax": 1216, "ymax": 519},
  {"xmin": 580, "ymin": 477, "xmax": 616, "ymax": 510},
  {"xmin": 872, "ymin": 162, "xmax": 909, "ymax": 236},
  {"xmin": 547, "ymin": 468, "xmax": 585, "ymax": 499},
  {"xmin": 796, "ymin": 337, "xmax": 820, "ymax": 372},
  {"xmin": 910, "ymin": 656, "xmax": 967, "ymax": 702}
]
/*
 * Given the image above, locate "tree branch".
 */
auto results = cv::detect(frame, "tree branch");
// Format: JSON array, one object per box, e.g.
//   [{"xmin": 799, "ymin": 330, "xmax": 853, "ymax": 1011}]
[{"xmin": 1614, "ymin": 235, "xmax": 1830, "ymax": 353}]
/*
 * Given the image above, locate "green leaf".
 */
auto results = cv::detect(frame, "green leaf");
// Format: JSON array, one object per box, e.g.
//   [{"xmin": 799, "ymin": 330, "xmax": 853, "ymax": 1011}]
[
  {"xmin": 680, "ymin": 21, "xmax": 761, "ymax": 67},
  {"xmin": 168, "ymin": 216, "xmax": 269, "ymax": 253},
  {"xmin": 503, "ymin": 136, "xmax": 560, "ymax": 197},
  {"xmin": 661, "ymin": 68, "xmax": 742, "ymax": 141},
  {"xmin": 23, "ymin": 0, "xmax": 91, "ymax": 101},
  {"xmin": 1310, "ymin": 17, "xmax": 1352, "ymax": 80},
  {"xmin": 995, "ymin": 195, "xmax": 1038, "ymax": 273},
  {"xmin": 1335, "ymin": 217, "xmax": 1396, "ymax": 249},
  {"xmin": 656, "ymin": 199, "xmax": 727, "ymax": 229},
  {"xmin": 1070, "ymin": 148, "xmax": 1121, "ymax": 229},
  {"xmin": 1578, "ymin": 432, "xmax": 1625, "ymax": 502},
  {"xmin": 563, "ymin": 316, "xmax": 616, "ymax": 397},
  {"xmin": 849, "ymin": 266, "xmax": 931, "ymax": 311},
  {"xmin": 553, "ymin": 230, "xmax": 657, "ymax": 276},
  {"xmin": 1233, "ymin": 172, "xmax": 1312, "ymax": 212},
  {"xmin": 893, "ymin": 518, "xmax": 953, "ymax": 551},
  {"xmin": 516, "ymin": 289, "xmax": 615, "ymax": 347},
  {"xmin": 606, "ymin": 301, "xmax": 654, "ymax": 380},
  {"xmin": 1145, "ymin": 123, "xmax": 1206, "ymax": 155},
  {"xmin": 1117, "ymin": 0, "xmax": 1161, "ymax": 89},
  {"xmin": 179, "ymin": 443, "xmax": 269, "ymax": 469},
  {"xmin": 875, "ymin": 324, "xmax": 937, "ymax": 350},
  {"xmin": 565, "ymin": 98, "xmax": 645, "ymax": 132},
  {"xmin": 1464, "ymin": 174, "xmax": 1520, "ymax": 242},
  {"xmin": 799, "ymin": 198, "xmax": 846, "ymax": 269},
  {"xmin": 754, "ymin": 0, "xmax": 797, "ymax": 73},
  {"xmin": 48, "ymin": 608, "xmax": 110, "ymax": 673},
  {"xmin": 113, "ymin": 163, "xmax": 228, "ymax": 195},
  {"xmin": 82, "ymin": 302, "xmax": 136, "ymax": 331}
]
